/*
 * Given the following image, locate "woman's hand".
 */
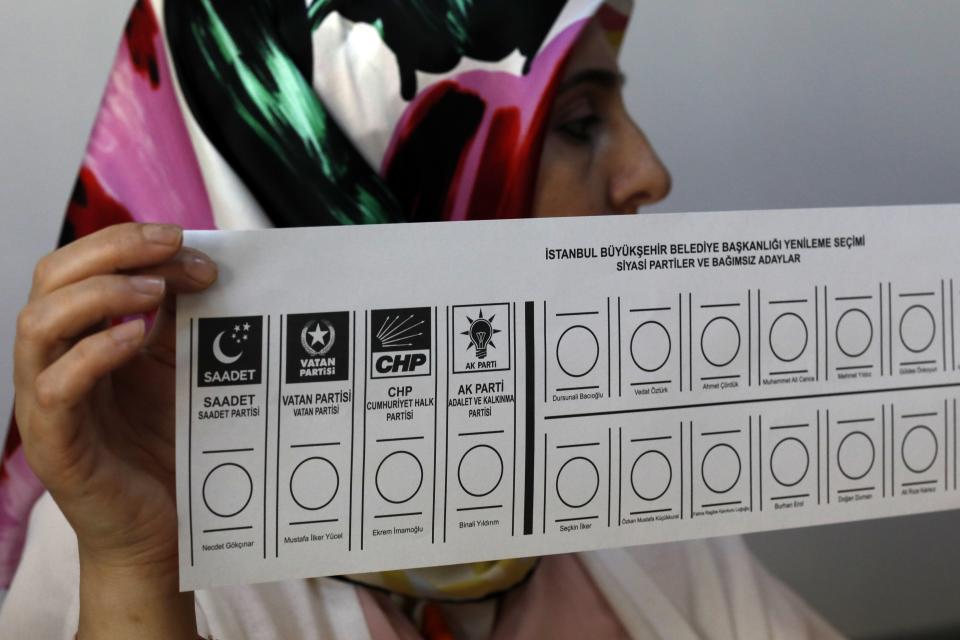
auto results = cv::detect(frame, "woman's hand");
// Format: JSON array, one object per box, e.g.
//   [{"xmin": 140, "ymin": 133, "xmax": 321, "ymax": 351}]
[{"xmin": 13, "ymin": 223, "xmax": 216, "ymax": 638}]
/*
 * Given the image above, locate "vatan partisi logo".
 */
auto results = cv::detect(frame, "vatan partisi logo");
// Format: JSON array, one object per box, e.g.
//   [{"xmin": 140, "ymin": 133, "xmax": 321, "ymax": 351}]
[
  {"xmin": 369, "ymin": 307, "xmax": 432, "ymax": 378},
  {"xmin": 286, "ymin": 312, "xmax": 350, "ymax": 383},
  {"xmin": 197, "ymin": 316, "xmax": 263, "ymax": 387}
]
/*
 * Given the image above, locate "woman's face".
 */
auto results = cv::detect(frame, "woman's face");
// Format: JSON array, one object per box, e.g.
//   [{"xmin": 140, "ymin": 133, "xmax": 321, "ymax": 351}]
[{"xmin": 532, "ymin": 20, "xmax": 672, "ymax": 217}]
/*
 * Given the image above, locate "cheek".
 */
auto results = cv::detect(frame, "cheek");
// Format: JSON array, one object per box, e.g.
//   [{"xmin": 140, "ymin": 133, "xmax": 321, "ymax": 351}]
[{"xmin": 532, "ymin": 139, "xmax": 603, "ymax": 217}]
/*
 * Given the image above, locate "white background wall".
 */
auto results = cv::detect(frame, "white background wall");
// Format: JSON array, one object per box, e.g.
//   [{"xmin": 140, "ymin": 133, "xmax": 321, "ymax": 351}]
[{"xmin": 1, "ymin": 1, "xmax": 958, "ymax": 636}]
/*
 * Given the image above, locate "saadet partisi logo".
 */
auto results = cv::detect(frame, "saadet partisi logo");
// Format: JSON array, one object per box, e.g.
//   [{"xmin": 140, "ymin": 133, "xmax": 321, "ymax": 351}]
[{"xmin": 197, "ymin": 316, "xmax": 263, "ymax": 387}]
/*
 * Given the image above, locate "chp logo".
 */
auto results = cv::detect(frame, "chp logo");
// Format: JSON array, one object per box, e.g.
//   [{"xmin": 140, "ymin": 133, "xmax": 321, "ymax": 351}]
[
  {"xmin": 286, "ymin": 312, "xmax": 350, "ymax": 383},
  {"xmin": 197, "ymin": 316, "xmax": 263, "ymax": 387},
  {"xmin": 369, "ymin": 307, "xmax": 432, "ymax": 378}
]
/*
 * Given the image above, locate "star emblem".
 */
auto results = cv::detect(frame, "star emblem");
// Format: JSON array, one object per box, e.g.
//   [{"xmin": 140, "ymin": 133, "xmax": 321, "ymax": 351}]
[{"xmin": 307, "ymin": 322, "xmax": 329, "ymax": 347}]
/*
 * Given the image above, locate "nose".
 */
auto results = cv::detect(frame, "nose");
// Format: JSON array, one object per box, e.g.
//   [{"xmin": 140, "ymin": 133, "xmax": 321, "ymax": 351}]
[{"xmin": 607, "ymin": 121, "xmax": 672, "ymax": 214}]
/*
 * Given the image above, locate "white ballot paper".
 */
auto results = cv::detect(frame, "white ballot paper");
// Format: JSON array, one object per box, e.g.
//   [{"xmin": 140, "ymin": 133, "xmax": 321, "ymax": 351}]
[{"xmin": 177, "ymin": 204, "xmax": 960, "ymax": 590}]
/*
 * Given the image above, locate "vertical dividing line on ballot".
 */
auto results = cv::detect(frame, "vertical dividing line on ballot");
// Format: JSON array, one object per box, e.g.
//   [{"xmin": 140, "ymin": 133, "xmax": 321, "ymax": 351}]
[
  {"xmin": 189, "ymin": 319, "xmax": 195, "ymax": 567},
  {"xmin": 816, "ymin": 410, "xmax": 822, "ymax": 504},
  {"xmin": 542, "ymin": 432, "xmax": 548, "ymax": 534},
  {"xmin": 264, "ymin": 316, "xmax": 271, "ymax": 560},
  {"xmin": 943, "ymin": 280, "xmax": 948, "ymax": 372},
  {"xmin": 617, "ymin": 297, "xmax": 622, "ymax": 397},
  {"xmin": 607, "ymin": 428, "xmax": 612, "ymax": 527},
  {"xmin": 542, "ymin": 301, "xmax": 547, "ymax": 404},
  {"xmin": 747, "ymin": 290, "xmax": 752, "ymax": 387},
  {"xmin": 826, "ymin": 409, "xmax": 831, "ymax": 503},
  {"xmin": 688, "ymin": 294, "xmax": 693, "ymax": 391},
  {"xmin": 757, "ymin": 415, "xmax": 762, "ymax": 511},
  {"xmin": 757, "ymin": 290, "xmax": 762, "ymax": 379},
  {"xmin": 443, "ymin": 306, "xmax": 450, "ymax": 543},
  {"xmin": 361, "ymin": 312, "xmax": 368, "ymax": 550},
  {"xmin": 689, "ymin": 421, "xmax": 694, "ymax": 518},
  {"xmin": 887, "ymin": 283, "xmax": 892, "ymax": 372},
  {"xmin": 891, "ymin": 404, "xmax": 895, "ymax": 493},
  {"xmin": 879, "ymin": 283, "xmax": 884, "ymax": 376},
  {"xmin": 275, "ymin": 316, "xmax": 283, "ymax": 558},
  {"xmin": 882, "ymin": 406, "xmax": 886, "ymax": 498},
  {"xmin": 678, "ymin": 294, "xmax": 683, "ymax": 392},
  {"xmin": 432, "ymin": 307, "xmax": 438, "ymax": 544},
  {"xmin": 824, "ymin": 286, "xmax": 829, "ymax": 381},
  {"xmin": 679, "ymin": 421, "xmax": 684, "ymax": 519},
  {"xmin": 349, "ymin": 312, "xmax": 356, "ymax": 551},
  {"xmin": 749, "ymin": 415, "xmax": 753, "ymax": 511},
  {"xmin": 815, "ymin": 286, "xmax": 820, "ymax": 380},
  {"xmin": 524, "ymin": 301, "xmax": 536, "ymax": 535},
  {"xmin": 606, "ymin": 298, "xmax": 611, "ymax": 398},
  {"xmin": 951, "ymin": 279, "xmax": 956, "ymax": 372},
  {"xmin": 512, "ymin": 303, "xmax": 518, "ymax": 536},
  {"xmin": 618, "ymin": 427, "xmax": 622, "ymax": 525}
]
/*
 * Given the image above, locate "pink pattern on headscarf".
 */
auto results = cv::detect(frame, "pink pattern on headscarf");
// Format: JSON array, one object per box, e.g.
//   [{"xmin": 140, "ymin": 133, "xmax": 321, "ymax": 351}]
[
  {"xmin": 0, "ymin": 0, "xmax": 212, "ymax": 590},
  {"xmin": 83, "ymin": 17, "xmax": 213, "ymax": 228}
]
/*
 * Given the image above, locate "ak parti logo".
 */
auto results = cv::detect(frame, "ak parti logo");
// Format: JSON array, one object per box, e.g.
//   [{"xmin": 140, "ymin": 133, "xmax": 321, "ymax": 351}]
[{"xmin": 197, "ymin": 316, "xmax": 263, "ymax": 387}]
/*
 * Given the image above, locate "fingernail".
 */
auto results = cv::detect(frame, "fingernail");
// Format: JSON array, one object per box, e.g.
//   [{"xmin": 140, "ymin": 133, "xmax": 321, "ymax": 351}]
[
  {"xmin": 129, "ymin": 275, "xmax": 165, "ymax": 296},
  {"xmin": 110, "ymin": 319, "xmax": 144, "ymax": 344},
  {"xmin": 184, "ymin": 253, "xmax": 218, "ymax": 283},
  {"xmin": 142, "ymin": 224, "xmax": 182, "ymax": 246}
]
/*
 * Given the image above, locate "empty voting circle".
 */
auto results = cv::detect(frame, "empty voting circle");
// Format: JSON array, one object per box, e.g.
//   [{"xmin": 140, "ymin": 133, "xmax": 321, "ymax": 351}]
[
  {"xmin": 700, "ymin": 317, "xmax": 741, "ymax": 368},
  {"xmin": 901, "ymin": 425, "xmax": 938, "ymax": 474},
  {"xmin": 202, "ymin": 463, "xmax": 253, "ymax": 518},
  {"xmin": 835, "ymin": 309, "xmax": 873, "ymax": 358},
  {"xmin": 458, "ymin": 445, "xmax": 504, "ymax": 497},
  {"xmin": 556, "ymin": 325, "xmax": 600, "ymax": 378},
  {"xmin": 290, "ymin": 457, "xmax": 339, "ymax": 511},
  {"xmin": 701, "ymin": 444, "xmax": 741, "ymax": 494},
  {"xmin": 375, "ymin": 451, "xmax": 423, "ymax": 504},
  {"xmin": 631, "ymin": 450, "xmax": 672, "ymax": 501},
  {"xmin": 769, "ymin": 313, "xmax": 808, "ymax": 363},
  {"xmin": 556, "ymin": 457, "xmax": 600, "ymax": 508},
  {"xmin": 899, "ymin": 305, "xmax": 936, "ymax": 354},
  {"xmin": 770, "ymin": 437, "xmax": 810, "ymax": 487},
  {"xmin": 837, "ymin": 431, "xmax": 875, "ymax": 480},
  {"xmin": 630, "ymin": 321, "xmax": 672, "ymax": 372}
]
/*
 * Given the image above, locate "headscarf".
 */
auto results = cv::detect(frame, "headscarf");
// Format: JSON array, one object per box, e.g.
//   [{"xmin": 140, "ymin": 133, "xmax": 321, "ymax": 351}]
[{"xmin": 0, "ymin": 0, "xmax": 633, "ymax": 601}]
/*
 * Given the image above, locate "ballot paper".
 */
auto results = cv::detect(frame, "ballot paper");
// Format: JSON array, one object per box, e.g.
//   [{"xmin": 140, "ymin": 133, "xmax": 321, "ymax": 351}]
[{"xmin": 176, "ymin": 204, "xmax": 960, "ymax": 590}]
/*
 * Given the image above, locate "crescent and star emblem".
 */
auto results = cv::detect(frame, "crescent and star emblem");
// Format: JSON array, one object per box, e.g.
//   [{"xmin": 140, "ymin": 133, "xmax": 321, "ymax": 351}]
[{"xmin": 212, "ymin": 322, "xmax": 250, "ymax": 365}]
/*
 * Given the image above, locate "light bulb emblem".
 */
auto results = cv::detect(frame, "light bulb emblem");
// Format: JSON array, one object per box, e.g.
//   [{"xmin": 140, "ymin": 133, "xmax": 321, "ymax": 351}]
[{"xmin": 461, "ymin": 309, "xmax": 501, "ymax": 360}]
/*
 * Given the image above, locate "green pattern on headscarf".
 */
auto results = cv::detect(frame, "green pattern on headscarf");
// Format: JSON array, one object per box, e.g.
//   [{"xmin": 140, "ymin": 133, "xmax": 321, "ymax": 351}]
[{"xmin": 167, "ymin": 0, "xmax": 403, "ymax": 227}]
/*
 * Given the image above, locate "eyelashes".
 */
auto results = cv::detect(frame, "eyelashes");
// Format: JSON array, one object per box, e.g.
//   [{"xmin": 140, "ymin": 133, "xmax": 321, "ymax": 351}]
[{"xmin": 556, "ymin": 114, "xmax": 602, "ymax": 144}]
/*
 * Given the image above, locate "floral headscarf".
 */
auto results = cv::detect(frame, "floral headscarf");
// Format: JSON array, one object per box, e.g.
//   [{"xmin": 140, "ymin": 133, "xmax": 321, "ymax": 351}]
[{"xmin": 0, "ymin": 0, "xmax": 632, "ymax": 601}]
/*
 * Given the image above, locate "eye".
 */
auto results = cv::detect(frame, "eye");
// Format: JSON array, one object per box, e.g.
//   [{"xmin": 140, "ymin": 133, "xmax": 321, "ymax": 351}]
[{"xmin": 556, "ymin": 114, "xmax": 601, "ymax": 144}]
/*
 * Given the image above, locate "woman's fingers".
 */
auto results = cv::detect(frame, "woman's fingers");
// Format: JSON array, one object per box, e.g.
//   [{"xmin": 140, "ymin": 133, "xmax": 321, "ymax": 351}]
[
  {"xmin": 22, "ymin": 321, "xmax": 143, "ymax": 478},
  {"xmin": 15, "ymin": 274, "xmax": 166, "ymax": 386},
  {"xmin": 30, "ymin": 223, "xmax": 183, "ymax": 299},
  {"xmin": 141, "ymin": 248, "xmax": 219, "ymax": 365},
  {"xmin": 35, "ymin": 319, "xmax": 146, "ymax": 409},
  {"xmin": 128, "ymin": 247, "xmax": 219, "ymax": 292},
  {"xmin": 15, "ymin": 248, "xmax": 217, "ymax": 383}
]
